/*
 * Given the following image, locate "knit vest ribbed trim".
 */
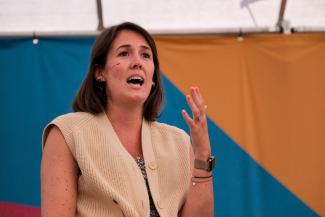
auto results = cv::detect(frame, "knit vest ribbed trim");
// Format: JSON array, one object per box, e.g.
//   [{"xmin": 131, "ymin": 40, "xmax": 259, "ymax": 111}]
[{"xmin": 96, "ymin": 112, "xmax": 161, "ymax": 216}]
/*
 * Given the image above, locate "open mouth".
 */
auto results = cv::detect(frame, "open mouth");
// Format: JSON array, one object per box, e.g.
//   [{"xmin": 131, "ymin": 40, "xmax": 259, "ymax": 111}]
[{"xmin": 127, "ymin": 76, "xmax": 144, "ymax": 86}]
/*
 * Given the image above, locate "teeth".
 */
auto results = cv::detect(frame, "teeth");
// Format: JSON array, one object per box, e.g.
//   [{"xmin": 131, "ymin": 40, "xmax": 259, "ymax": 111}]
[
  {"xmin": 127, "ymin": 75, "xmax": 144, "ymax": 86},
  {"xmin": 128, "ymin": 76, "xmax": 143, "ymax": 81}
]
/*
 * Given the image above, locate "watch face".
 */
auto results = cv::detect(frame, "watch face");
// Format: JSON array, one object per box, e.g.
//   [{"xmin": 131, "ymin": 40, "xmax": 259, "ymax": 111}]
[
  {"xmin": 194, "ymin": 156, "xmax": 216, "ymax": 171},
  {"xmin": 208, "ymin": 156, "xmax": 216, "ymax": 171}
]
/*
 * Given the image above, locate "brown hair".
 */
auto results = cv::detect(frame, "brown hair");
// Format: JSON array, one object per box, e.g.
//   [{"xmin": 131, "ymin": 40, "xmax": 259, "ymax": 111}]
[{"xmin": 72, "ymin": 22, "xmax": 163, "ymax": 121}]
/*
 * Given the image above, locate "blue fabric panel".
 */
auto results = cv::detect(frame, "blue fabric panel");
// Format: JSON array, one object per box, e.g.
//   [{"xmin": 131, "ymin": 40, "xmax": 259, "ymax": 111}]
[{"xmin": 0, "ymin": 37, "xmax": 93, "ymax": 206}]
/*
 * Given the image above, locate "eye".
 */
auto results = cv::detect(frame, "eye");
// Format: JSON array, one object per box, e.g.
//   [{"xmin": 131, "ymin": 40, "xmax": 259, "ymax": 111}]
[
  {"xmin": 118, "ymin": 51, "xmax": 129, "ymax": 57},
  {"xmin": 142, "ymin": 52, "xmax": 151, "ymax": 59}
]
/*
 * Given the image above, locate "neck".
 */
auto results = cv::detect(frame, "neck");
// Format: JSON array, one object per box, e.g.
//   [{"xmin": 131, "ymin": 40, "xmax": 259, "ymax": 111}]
[
  {"xmin": 105, "ymin": 102, "xmax": 144, "ymax": 158},
  {"xmin": 106, "ymin": 102, "xmax": 143, "ymax": 129}
]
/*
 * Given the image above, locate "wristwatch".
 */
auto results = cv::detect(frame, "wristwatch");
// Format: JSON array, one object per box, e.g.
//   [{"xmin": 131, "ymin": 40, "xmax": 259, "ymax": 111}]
[{"xmin": 194, "ymin": 156, "xmax": 216, "ymax": 172}]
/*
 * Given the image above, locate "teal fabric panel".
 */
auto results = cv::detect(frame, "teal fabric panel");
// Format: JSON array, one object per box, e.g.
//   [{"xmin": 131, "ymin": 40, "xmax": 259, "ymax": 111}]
[{"xmin": 0, "ymin": 37, "xmax": 93, "ymax": 206}]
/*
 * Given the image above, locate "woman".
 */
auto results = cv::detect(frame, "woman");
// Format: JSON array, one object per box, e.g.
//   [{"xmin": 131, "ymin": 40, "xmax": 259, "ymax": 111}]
[{"xmin": 41, "ymin": 22, "xmax": 214, "ymax": 217}]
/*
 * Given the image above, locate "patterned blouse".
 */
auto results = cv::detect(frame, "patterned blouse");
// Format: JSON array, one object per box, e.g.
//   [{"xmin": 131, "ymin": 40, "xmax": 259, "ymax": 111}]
[{"xmin": 135, "ymin": 157, "xmax": 160, "ymax": 217}]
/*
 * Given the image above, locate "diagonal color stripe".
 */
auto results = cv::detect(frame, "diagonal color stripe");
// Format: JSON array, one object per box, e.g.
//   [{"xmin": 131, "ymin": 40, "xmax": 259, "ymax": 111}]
[
  {"xmin": 160, "ymin": 74, "xmax": 318, "ymax": 217},
  {"xmin": 154, "ymin": 34, "xmax": 325, "ymax": 216}
]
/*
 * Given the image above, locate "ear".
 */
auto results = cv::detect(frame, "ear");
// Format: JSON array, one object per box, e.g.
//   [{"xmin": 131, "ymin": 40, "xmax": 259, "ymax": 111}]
[{"xmin": 95, "ymin": 68, "xmax": 104, "ymax": 81}]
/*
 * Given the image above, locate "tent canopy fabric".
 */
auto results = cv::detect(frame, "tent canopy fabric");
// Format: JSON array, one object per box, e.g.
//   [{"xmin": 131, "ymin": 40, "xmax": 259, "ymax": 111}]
[{"xmin": 1, "ymin": 0, "xmax": 325, "ymax": 34}]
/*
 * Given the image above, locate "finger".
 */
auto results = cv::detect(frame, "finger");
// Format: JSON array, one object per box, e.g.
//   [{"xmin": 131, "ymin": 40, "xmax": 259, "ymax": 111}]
[
  {"xmin": 186, "ymin": 94, "xmax": 201, "ymax": 119},
  {"xmin": 194, "ymin": 87, "xmax": 204, "ymax": 102},
  {"xmin": 190, "ymin": 87, "xmax": 200, "ymax": 107},
  {"xmin": 191, "ymin": 88, "xmax": 209, "ymax": 126},
  {"xmin": 181, "ymin": 109, "xmax": 195, "ymax": 128},
  {"xmin": 195, "ymin": 87, "xmax": 209, "ymax": 115},
  {"xmin": 191, "ymin": 87, "xmax": 205, "ymax": 113},
  {"xmin": 195, "ymin": 87, "xmax": 207, "ymax": 112}
]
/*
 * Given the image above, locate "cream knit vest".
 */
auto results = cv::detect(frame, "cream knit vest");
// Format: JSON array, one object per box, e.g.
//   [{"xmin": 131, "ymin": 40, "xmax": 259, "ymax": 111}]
[{"xmin": 42, "ymin": 112, "xmax": 191, "ymax": 217}]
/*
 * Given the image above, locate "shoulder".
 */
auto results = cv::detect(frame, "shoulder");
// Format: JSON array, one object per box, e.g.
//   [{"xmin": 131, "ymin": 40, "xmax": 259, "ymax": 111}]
[
  {"xmin": 47, "ymin": 112, "xmax": 98, "ymax": 138},
  {"xmin": 150, "ymin": 121, "xmax": 190, "ymax": 143},
  {"xmin": 51, "ymin": 112, "xmax": 95, "ymax": 127},
  {"xmin": 151, "ymin": 121, "xmax": 186, "ymax": 134},
  {"xmin": 42, "ymin": 112, "xmax": 96, "ymax": 148},
  {"xmin": 149, "ymin": 121, "xmax": 191, "ymax": 165}
]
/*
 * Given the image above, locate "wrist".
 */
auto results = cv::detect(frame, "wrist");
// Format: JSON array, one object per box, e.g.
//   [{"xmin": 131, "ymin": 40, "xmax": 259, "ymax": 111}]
[
  {"xmin": 191, "ymin": 174, "xmax": 213, "ymax": 185},
  {"xmin": 193, "ymin": 155, "xmax": 216, "ymax": 174},
  {"xmin": 193, "ymin": 168, "xmax": 212, "ymax": 177},
  {"xmin": 194, "ymin": 149, "xmax": 211, "ymax": 161}
]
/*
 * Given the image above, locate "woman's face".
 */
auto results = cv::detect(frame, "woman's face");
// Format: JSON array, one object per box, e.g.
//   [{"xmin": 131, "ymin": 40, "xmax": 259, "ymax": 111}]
[{"xmin": 97, "ymin": 30, "xmax": 155, "ymax": 108}]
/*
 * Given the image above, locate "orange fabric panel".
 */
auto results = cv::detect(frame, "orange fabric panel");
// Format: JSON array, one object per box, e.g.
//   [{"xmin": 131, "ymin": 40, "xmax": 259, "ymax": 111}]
[{"xmin": 154, "ymin": 33, "xmax": 325, "ymax": 215}]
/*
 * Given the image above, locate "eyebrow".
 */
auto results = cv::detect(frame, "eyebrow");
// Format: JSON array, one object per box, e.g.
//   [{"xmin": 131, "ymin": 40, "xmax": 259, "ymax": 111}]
[{"xmin": 116, "ymin": 44, "xmax": 151, "ymax": 51}]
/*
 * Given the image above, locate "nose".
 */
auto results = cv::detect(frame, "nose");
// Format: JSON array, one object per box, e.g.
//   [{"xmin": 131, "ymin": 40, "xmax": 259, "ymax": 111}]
[{"xmin": 130, "ymin": 54, "xmax": 143, "ymax": 69}]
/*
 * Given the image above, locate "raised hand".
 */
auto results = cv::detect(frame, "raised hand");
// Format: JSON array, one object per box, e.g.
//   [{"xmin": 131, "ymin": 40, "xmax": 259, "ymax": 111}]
[{"xmin": 181, "ymin": 87, "xmax": 211, "ymax": 160}]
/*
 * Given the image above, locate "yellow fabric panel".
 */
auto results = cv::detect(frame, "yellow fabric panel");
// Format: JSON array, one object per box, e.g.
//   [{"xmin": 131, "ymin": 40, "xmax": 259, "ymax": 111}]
[{"xmin": 154, "ymin": 33, "xmax": 325, "ymax": 215}]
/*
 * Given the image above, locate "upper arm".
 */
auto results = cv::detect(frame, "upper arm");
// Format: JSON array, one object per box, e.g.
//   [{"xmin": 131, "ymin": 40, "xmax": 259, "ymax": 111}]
[{"xmin": 41, "ymin": 125, "xmax": 78, "ymax": 217}]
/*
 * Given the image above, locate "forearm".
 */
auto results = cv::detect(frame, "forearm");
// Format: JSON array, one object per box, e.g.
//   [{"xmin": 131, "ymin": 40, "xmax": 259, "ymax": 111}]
[
  {"xmin": 180, "ymin": 87, "xmax": 214, "ymax": 216},
  {"xmin": 180, "ymin": 170, "xmax": 214, "ymax": 217},
  {"xmin": 180, "ymin": 150, "xmax": 214, "ymax": 217}
]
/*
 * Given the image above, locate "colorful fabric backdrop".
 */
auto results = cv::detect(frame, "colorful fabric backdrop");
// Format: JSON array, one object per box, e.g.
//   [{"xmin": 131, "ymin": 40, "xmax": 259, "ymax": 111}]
[{"xmin": 0, "ymin": 33, "xmax": 324, "ymax": 216}]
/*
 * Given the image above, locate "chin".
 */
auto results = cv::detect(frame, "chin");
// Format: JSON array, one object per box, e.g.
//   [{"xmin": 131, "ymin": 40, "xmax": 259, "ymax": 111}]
[{"xmin": 128, "ymin": 95, "xmax": 148, "ymax": 104}]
